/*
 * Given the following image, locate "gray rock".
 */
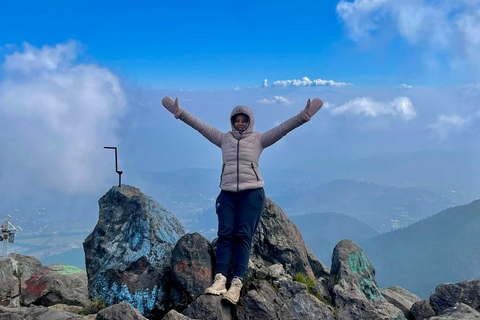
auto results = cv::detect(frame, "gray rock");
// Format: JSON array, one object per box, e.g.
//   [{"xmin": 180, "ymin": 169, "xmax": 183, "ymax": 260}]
[
  {"xmin": 162, "ymin": 309, "xmax": 198, "ymax": 320},
  {"xmin": 410, "ymin": 300, "xmax": 435, "ymax": 320},
  {"xmin": 430, "ymin": 279, "xmax": 480, "ymax": 314},
  {"xmin": 96, "ymin": 302, "xmax": 147, "ymax": 320},
  {"xmin": 430, "ymin": 303, "xmax": 480, "ymax": 319},
  {"xmin": 310, "ymin": 278, "xmax": 333, "ymax": 305},
  {"xmin": 170, "ymin": 233, "xmax": 214, "ymax": 310},
  {"xmin": 182, "ymin": 295, "xmax": 232, "ymax": 320},
  {"xmin": 328, "ymin": 240, "xmax": 407, "ymax": 320},
  {"xmin": 381, "ymin": 286, "xmax": 421, "ymax": 319},
  {"xmin": 0, "ymin": 305, "xmax": 82, "ymax": 320},
  {"xmin": 83, "ymin": 185, "xmax": 185, "ymax": 317},
  {"xmin": 267, "ymin": 264, "xmax": 292, "ymax": 284},
  {"xmin": 21, "ymin": 264, "xmax": 88, "ymax": 307},
  {"xmin": 48, "ymin": 304, "xmax": 83, "ymax": 314},
  {"xmin": 290, "ymin": 291, "xmax": 334, "ymax": 320},
  {"xmin": 236, "ymin": 279, "xmax": 334, "ymax": 320},
  {"xmin": 0, "ymin": 254, "xmax": 42, "ymax": 308},
  {"xmin": 249, "ymin": 198, "xmax": 319, "ymax": 280}
]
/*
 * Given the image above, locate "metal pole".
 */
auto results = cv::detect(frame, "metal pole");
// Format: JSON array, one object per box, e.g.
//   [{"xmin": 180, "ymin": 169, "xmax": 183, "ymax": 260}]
[{"xmin": 104, "ymin": 146, "xmax": 123, "ymax": 187}]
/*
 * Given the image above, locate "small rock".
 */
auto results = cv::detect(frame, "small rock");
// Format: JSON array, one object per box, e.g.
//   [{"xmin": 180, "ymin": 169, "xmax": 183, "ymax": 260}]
[
  {"xmin": 162, "ymin": 309, "xmax": 198, "ymax": 320},
  {"xmin": 411, "ymin": 300, "xmax": 436, "ymax": 320},
  {"xmin": 381, "ymin": 286, "xmax": 421, "ymax": 319},
  {"xmin": 48, "ymin": 304, "xmax": 83, "ymax": 314},
  {"xmin": 96, "ymin": 302, "xmax": 147, "ymax": 320},
  {"xmin": 182, "ymin": 295, "xmax": 231, "ymax": 320},
  {"xmin": 430, "ymin": 279, "xmax": 480, "ymax": 314}
]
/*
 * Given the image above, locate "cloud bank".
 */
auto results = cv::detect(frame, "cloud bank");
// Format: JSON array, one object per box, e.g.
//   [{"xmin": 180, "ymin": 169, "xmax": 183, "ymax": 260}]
[
  {"xmin": 428, "ymin": 114, "xmax": 469, "ymax": 139},
  {"xmin": 0, "ymin": 41, "xmax": 127, "ymax": 194},
  {"xmin": 330, "ymin": 96, "xmax": 417, "ymax": 120},
  {"xmin": 257, "ymin": 96, "xmax": 291, "ymax": 105},
  {"xmin": 270, "ymin": 76, "xmax": 352, "ymax": 87},
  {"xmin": 336, "ymin": 0, "xmax": 480, "ymax": 72}
]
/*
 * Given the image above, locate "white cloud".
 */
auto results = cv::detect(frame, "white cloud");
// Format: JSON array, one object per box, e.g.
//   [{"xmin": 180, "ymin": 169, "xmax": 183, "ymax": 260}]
[
  {"xmin": 262, "ymin": 79, "xmax": 268, "ymax": 87},
  {"xmin": 257, "ymin": 96, "xmax": 291, "ymax": 105},
  {"xmin": 336, "ymin": 1, "xmax": 480, "ymax": 72},
  {"xmin": 330, "ymin": 96, "xmax": 417, "ymax": 120},
  {"xmin": 428, "ymin": 114, "xmax": 469, "ymax": 139},
  {"xmin": 0, "ymin": 41, "xmax": 127, "ymax": 194},
  {"xmin": 399, "ymin": 83, "xmax": 413, "ymax": 89},
  {"xmin": 233, "ymin": 87, "xmax": 240, "ymax": 91},
  {"xmin": 271, "ymin": 76, "xmax": 352, "ymax": 87}
]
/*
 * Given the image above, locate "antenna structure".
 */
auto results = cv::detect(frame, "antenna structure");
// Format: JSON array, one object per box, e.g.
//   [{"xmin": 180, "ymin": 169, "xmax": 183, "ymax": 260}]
[
  {"xmin": 1, "ymin": 215, "xmax": 22, "ymax": 257},
  {"xmin": 104, "ymin": 146, "xmax": 123, "ymax": 187}
]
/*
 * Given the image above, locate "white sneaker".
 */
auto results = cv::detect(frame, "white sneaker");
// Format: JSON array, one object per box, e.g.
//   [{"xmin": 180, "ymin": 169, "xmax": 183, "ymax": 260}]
[{"xmin": 204, "ymin": 273, "xmax": 227, "ymax": 295}]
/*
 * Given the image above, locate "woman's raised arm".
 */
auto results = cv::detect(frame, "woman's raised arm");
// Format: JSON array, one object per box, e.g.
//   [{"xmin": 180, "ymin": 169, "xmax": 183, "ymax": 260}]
[
  {"xmin": 162, "ymin": 96, "xmax": 223, "ymax": 147},
  {"xmin": 260, "ymin": 98, "xmax": 323, "ymax": 148}
]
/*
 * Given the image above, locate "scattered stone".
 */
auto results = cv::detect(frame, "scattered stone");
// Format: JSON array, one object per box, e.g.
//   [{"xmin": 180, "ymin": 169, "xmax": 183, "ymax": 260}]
[
  {"xmin": 162, "ymin": 309, "xmax": 198, "ymax": 320},
  {"xmin": 328, "ymin": 240, "xmax": 406, "ymax": 320},
  {"xmin": 170, "ymin": 233, "xmax": 214, "ymax": 310},
  {"xmin": 381, "ymin": 286, "xmax": 421, "ymax": 319},
  {"xmin": 430, "ymin": 279, "xmax": 480, "ymax": 314},
  {"xmin": 83, "ymin": 185, "xmax": 185, "ymax": 317},
  {"xmin": 48, "ymin": 304, "xmax": 83, "ymax": 314},
  {"xmin": 21, "ymin": 264, "xmax": 88, "ymax": 307},
  {"xmin": 267, "ymin": 263, "xmax": 291, "ymax": 284},
  {"xmin": 411, "ymin": 300, "xmax": 436, "ymax": 320},
  {"xmin": 182, "ymin": 295, "xmax": 231, "ymax": 320},
  {"xmin": 0, "ymin": 305, "xmax": 82, "ymax": 320},
  {"xmin": 430, "ymin": 303, "xmax": 480, "ymax": 319},
  {"xmin": 96, "ymin": 302, "xmax": 147, "ymax": 320}
]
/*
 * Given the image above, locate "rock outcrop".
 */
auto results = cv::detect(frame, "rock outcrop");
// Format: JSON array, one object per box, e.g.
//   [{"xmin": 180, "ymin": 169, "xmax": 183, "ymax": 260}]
[
  {"xmin": 328, "ymin": 239, "xmax": 407, "ymax": 320},
  {"xmin": 83, "ymin": 185, "xmax": 185, "ymax": 317}
]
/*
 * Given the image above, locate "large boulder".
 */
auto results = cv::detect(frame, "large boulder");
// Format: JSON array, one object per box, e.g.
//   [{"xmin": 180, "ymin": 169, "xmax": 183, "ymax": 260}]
[
  {"xmin": 0, "ymin": 254, "xmax": 43, "ymax": 307},
  {"xmin": 411, "ymin": 300, "xmax": 436, "ymax": 320},
  {"xmin": 83, "ymin": 185, "xmax": 185, "ymax": 317},
  {"xmin": 21, "ymin": 264, "xmax": 88, "ymax": 307},
  {"xmin": 170, "ymin": 233, "xmax": 214, "ymax": 310},
  {"xmin": 430, "ymin": 279, "xmax": 480, "ymax": 314},
  {"xmin": 248, "ymin": 198, "xmax": 326, "ymax": 280},
  {"xmin": 328, "ymin": 239, "xmax": 406, "ymax": 320}
]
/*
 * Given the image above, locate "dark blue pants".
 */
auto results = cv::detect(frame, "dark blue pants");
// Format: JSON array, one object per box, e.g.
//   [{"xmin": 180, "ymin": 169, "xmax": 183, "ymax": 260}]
[{"xmin": 215, "ymin": 188, "xmax": 266, "ymax": 279}]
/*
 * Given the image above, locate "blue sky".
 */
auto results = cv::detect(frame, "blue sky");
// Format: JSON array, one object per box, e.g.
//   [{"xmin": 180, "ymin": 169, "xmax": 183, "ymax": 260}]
[
  {"xmin": 2, "ymin": 0, "xmax": 476, "ymax": 89},
  {"xmin": 1, "ymin": 0, "xmax": 480, "ymax": 195}
]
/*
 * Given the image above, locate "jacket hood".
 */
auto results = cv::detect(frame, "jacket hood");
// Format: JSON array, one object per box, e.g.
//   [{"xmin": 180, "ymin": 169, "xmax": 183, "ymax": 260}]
[{"xmin": 230, "ymin": 105, "xmax": 255, "ymax": 136}]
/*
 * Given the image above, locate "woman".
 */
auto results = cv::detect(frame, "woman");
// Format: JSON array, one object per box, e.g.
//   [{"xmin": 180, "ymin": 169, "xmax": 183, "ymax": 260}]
[{"xmin": 161, "ymin": 96, "xmax": 323, "ymax": 304}]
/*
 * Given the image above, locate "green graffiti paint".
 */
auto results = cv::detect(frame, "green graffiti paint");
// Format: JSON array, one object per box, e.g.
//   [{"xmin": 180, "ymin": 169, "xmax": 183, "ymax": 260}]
[
  {"xmin": 50, "ymin": 264, "xmax": 84, "ymax": 275},
  {"xmin": 348, "ymin": 250, "xmax": 384, "ymax": 301}
]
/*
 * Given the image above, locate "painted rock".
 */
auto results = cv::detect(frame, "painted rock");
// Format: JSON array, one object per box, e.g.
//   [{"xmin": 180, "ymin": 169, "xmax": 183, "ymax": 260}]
[
  {"xmin": 83, "ymin": 185, "xmax": 185, "ymax": 317},
  {"xmin": 328, "ymin": 239, "xmax": 406, "ymax": 320},
  {"xmin": 21, "ymin": 264, "xmax": 88, "ymax": 307},
  {"xmin": 170, "ymin": 232, "xmax": 214, "ymax": 310}
]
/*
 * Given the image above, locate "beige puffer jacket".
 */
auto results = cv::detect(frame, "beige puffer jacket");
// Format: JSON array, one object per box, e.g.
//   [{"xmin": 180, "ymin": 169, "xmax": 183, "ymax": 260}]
[{"xmin": 175, "ymin": 105, "xmax": 310, "ymax": 192}]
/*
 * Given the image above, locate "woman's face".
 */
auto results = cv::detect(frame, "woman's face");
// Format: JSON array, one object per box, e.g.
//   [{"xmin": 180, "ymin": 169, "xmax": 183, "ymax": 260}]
[{"xmin": 233, "ymin": 114, "xmax": 249, "ymax": 131}]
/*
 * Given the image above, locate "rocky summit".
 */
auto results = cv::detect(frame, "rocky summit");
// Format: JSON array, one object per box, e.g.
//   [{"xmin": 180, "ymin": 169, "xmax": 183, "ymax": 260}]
[
  {"xmin": 83, "ymin": 185, "xmax": 185, "ymax": 317},
  {"xmin": 1, "ymin": 184, "xmax": 480, "ymax": 320}
]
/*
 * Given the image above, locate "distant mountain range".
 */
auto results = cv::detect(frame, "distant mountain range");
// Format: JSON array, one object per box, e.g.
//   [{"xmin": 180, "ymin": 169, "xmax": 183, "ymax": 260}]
[{"xmin": 360, "ymin": 199, "xmax": 480, "ymax": 298}]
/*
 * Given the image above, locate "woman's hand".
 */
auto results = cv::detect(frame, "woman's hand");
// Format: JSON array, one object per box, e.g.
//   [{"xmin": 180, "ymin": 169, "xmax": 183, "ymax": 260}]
[
  {"xmin": 162, "ymin": 96, "xmax": 180, "ymax": 115},
  {"xmin": 303, "ymin": 98, "xmax": 323, "ymax": 117}
]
